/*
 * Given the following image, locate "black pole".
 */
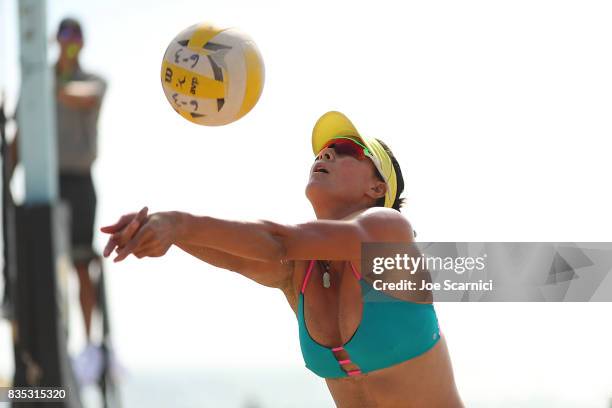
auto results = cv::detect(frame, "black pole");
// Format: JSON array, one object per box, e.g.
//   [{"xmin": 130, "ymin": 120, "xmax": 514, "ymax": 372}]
[
  {"xmin": 1, "ymin": 92, "xmax": 17, "ymax": 321},
  {"xmin": 0, "ymin": 95, "xmax": 29, "ymax": 398},
  {"xmin": 5, "ymin": 102, "xmax": 82, "ymax": 406},
  {"xmin": 94, "ymin": 257, "xmax": 122, "ymax": 408}
]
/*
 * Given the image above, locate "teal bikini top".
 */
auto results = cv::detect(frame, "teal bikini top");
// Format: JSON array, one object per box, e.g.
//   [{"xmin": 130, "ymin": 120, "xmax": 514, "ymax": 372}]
[{"xmin": 298, "ymin": 260, "xmax": 441, "ymax": 378}]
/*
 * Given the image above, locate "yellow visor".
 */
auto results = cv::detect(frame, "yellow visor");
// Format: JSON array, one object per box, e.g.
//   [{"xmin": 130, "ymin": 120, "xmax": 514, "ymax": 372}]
[{"xmin": 312, "ymin": 111, "xmax": 397, "ymax": 208}]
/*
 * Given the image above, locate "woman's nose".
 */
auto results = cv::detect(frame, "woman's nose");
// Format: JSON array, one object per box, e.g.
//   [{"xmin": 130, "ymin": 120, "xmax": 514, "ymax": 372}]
[{"xmin": 317, "ymin": 147, "xmax": 335, "ymax": 161}]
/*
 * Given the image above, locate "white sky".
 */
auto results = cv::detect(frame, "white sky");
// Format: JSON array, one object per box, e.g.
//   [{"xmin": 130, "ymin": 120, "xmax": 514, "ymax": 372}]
[{"xmin": 1, "ymin": 0, "xmax": 612, "ymax": 406}]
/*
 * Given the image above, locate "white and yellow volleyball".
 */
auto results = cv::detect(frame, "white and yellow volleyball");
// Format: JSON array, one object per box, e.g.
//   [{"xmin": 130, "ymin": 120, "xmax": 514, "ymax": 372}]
[{"xmin": 160, "ymin": 23, "xmax": 265, "ymax": 126}]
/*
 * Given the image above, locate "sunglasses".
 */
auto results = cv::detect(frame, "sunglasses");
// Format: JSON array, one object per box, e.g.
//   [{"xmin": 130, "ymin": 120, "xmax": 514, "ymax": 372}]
[
  {"xmin": 319, "ymin": 136, "xmax": 373, "ymax": 161},
  {"xmin": 58, "ymin": 27, "xmax": 82, "ymax": 41},
  {"xmin": 318, "ymin": 136, "xmax": 387, "ymax": 183}
]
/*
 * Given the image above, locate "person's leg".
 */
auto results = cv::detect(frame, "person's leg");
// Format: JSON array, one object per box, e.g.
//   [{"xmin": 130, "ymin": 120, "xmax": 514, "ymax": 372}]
[
  {"xmin": 62, "ymin": 171, "xmax": 105, "ymax": 386},
  {"xmin": 60, "ymin": 171, "xmax": 99, "ymax": 342},
  {"xmin": 75, "ymin": 170, "xmax": 98, "ymax": 341},
  {"xmin": 74, "ymin": 259, "xmax": 96, "ymax": 339}
]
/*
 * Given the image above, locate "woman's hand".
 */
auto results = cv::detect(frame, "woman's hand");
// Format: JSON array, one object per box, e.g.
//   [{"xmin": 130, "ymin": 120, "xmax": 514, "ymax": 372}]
[
  {"xmin": 108, "ymin": 211, "xmax": 181, "ymax": 262},
  {"xmin": 100, "ymin": 206, "xmax": 149, "ymax": 257}
]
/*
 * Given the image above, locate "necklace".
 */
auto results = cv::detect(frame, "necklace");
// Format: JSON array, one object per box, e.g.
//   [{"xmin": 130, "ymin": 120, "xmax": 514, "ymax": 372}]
[{"xmin": 319, "ymin": 261, "xmax": 331, "ymax": 288}]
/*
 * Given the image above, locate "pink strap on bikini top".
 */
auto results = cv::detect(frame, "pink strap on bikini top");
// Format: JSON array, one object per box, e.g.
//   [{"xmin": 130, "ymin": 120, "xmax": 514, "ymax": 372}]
[{"xmin": 300, "ymin": 260, "xmax": 361, "ymax": 294}]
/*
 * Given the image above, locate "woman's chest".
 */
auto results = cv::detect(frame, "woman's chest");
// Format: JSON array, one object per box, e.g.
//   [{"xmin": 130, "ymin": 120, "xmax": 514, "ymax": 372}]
[{"xmin": 291, "ymin": 260, "xmax": 364, "ymax": 347}]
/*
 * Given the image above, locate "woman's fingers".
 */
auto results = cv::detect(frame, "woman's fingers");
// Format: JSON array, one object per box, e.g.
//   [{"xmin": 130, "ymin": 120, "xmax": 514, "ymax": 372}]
[
  {"xmin": 103, "ymin": 236, "xmax": 119, "ymax": 258},
  {"xmin": 100, "ymin": 212, "xmax": 136, "ymax": 234},
  {"xmin": 110, "ymin": 211, "xmax": 174, "ymax": 262},
  {"xmin": 102, "ymin": 207, "xmax": 149, "ymax": 257},
  {"xmin": 113, "ymin": 226, "xmax": 150, "ymax": 262},
  {"xmin": 100, "ymin": 206, "xmax": 148, "ymax": 234},
  {"xmin": 117, "ymin": 208, "xmax": 147, "ymax": 244}
]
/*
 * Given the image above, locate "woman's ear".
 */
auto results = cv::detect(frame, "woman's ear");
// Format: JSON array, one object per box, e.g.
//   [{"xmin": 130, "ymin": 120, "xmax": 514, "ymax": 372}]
[{"xmin": 366, "ymin": 180, "xmax": 387, "ymax": 201}]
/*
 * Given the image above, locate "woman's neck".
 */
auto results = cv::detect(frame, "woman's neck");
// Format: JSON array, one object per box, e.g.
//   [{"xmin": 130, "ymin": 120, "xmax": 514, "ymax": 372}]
[{"xmin": 314, "ymin": 202, "xmax": 370, "ymax": 221}]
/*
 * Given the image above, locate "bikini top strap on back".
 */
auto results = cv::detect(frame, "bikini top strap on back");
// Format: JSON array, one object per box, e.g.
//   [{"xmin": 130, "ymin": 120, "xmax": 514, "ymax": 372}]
[
  {"xmin": 349, "ymin": 261, "xmax": 362, "ymax": 280},
  {"xmin": 301, "ymin": 260, "xmax": 316, "ymax": 294}
]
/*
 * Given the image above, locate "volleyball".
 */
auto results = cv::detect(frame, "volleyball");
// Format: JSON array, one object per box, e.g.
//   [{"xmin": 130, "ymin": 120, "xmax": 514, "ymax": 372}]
[{"xmin": 160, "ymin": 23, "xmax": 265, "ymax": 126}]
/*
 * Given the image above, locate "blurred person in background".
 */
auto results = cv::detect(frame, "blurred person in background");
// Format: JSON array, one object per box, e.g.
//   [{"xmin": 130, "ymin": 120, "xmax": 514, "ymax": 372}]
[{"xmin": 8, "ymin": 17, "xmax": 107, "ymax": 386}]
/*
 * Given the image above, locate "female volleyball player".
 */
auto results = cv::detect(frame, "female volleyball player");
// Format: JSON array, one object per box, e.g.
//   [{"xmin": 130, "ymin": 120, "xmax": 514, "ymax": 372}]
[{"xmin": 101, "ymin": 111, "xmax": 463, "ymax": 407}]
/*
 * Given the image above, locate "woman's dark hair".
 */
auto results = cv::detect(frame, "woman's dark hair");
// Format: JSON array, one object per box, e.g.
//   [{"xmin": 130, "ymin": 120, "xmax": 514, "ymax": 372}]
[{"xmin": 373, "ymin": 139, "xmax": 405, "ymax": 211}]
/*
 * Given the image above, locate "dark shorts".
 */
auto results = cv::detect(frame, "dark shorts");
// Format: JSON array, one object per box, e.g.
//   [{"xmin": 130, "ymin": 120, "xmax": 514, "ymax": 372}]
[{"xmin": 59, "ymin": 172, "xmax": 97, "ymax": 264}]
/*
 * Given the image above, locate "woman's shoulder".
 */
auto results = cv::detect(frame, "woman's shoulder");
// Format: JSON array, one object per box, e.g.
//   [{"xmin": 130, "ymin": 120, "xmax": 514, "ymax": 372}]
[{"xmin": 355, "ymin": 207, "xmax": 415, "ymax": 242}]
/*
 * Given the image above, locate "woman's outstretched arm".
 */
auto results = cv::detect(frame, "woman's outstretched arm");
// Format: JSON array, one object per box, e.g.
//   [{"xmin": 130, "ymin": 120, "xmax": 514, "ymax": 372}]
[
  {"xmin": 101, "ymin": 207, "xmax": 293, "ymax": 289},
  {"xmin": 107, "ymin": 206, "xmax": 413, "ymax": 264},
  {"xmin": 174, "ymin": 242, "xmax": 293, "ymax": 289}
]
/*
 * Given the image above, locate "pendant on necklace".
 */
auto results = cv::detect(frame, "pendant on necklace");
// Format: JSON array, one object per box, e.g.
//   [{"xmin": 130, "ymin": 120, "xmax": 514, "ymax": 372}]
[
  {"xmin": 323, "ymin": 271, "xmax": 331, "ymax": 288},
  {"xmin": 321, "ymin": 261, "xmax": 331, "ymax": 288}
]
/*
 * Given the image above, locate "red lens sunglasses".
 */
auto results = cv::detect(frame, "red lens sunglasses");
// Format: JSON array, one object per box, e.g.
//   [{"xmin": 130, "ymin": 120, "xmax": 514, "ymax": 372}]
[{"xmin": 319, "ymin": 137, "xmax": 372, "ymax": 161}]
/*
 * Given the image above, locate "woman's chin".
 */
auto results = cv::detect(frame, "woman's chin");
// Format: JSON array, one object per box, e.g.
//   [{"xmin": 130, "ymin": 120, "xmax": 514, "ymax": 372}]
[
  {"xmin": 305, "ymin": 182, "xmax": 331, "ymax": 204},
  {"xmin": 306, "ymin": 175, "xmax": 325, "ymax": 189}
]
